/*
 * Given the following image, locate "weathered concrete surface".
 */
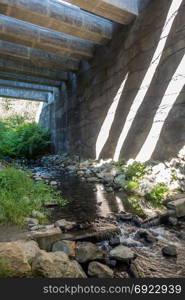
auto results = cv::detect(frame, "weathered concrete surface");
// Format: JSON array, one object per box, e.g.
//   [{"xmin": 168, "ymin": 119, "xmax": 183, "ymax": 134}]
[
  {"xmin": 0, "ymin": 87, "xmax": 51, "ymax": 102},
  {"xmin": 0, "ymin": 0, "xmax": 114, "ymax": 44},
  {"xmin": 0, "ymin": 15, "xmax": 94, "ymax": 60},
  {"xmin": 64, "ymin": 0, "xmax": 137, "ymax": 24},
  {"xmin": 0, "ymin": 40, "xmax": 79, "ymax": 72},
  {"xmin": 0, "ymin": 72, "xmax": 61, "ymax": 87},
  {"xmin": 31, "ymin": 227, "xmax": 62, "ymax": 251},
  {"xmin": 40, "ymin": 0, "xmax": 185, "ymax": 162},
  {"xmin": 0, "ymin": 79, "xmax": 55, "ymax": 92},
  {"xmin": 0, "ymin": 58, "xmax": 67, "ymax": 81}
]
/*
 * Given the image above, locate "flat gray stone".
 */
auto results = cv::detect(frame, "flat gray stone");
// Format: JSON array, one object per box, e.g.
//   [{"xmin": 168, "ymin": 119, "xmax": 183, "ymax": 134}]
[
  {"xmin": 109, "ymin": 245, "xmax": 136, "ymax": 262},
  {"xmin": 76, "ymin": 242, "xmax": 105, "ymax": 263}
]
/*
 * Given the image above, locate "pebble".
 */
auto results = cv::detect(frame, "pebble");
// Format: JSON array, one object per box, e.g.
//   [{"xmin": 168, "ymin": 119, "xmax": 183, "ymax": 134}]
[{"xmin": 162, "ymin": 245, "xmax": 177, "ymax": 257}]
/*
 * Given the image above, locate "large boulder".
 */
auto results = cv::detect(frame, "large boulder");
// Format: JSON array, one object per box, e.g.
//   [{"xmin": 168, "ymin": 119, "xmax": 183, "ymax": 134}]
[
  {"xmin": 0, "ymin": 242, "xmax": 31, "ymax": 277},
  {"xmin": 32, "ymin": 250, "xmax": 87, "ymax": 278},
  {"xmin": 52, "ymin": 240, "xmax": 76, "ymax": 258},
  {"xmin": 88, "ymin": 261, "xmax": 113, "ymax": 278},
  {"xmin": 15, "ymin": 240, "xmax": 40, "ymax": 263},
  {"xmin": 76, "ymin": 242, "xmax": 105, "ymax": 263},
  {"xmin": 109, "ymin": 245, "xmax": 136, "ymax": 262}
]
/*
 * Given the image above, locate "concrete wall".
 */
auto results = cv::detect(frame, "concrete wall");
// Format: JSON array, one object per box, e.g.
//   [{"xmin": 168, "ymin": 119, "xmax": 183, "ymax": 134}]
[{"xmin": 40, "ymin": 0, "xmax": 185, "ymax": 162}]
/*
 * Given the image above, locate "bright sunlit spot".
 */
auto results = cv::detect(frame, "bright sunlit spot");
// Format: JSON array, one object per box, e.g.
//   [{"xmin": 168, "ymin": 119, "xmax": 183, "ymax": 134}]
[
  {"xmin": 95, "ymin": 73, "xmax": 128, "ymax": 160},
  {"xmin": 95, "ymin": 184, "xmax": 111, "ymax": 216},
  {"xmin": 115, "ymin": 195, "xmax": 125, "ymax": 212},
  {"xmin": 35, "ymin": 102, "xmax": 44, "ymax": 123},
  {"xmin": 113, "ymin": 0, "xmax": 183, "ymax": 161},
  {"xmin": 136, "ymin": 53, "xmax": 185, "ymax": 162}
]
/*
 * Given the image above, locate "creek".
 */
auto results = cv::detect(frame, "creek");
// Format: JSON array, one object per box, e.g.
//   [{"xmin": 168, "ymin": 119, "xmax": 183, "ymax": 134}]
[{"xmin": 29, "ymin": 166, "xmax": 185, "ymax": 278}]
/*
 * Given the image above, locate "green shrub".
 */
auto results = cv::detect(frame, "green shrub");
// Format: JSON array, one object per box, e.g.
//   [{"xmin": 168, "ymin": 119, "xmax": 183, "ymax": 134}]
[
  {"xmin": 115, "ymin": 158, "xmax": 126, "ymax": 169},
  {"xmin": 128, "ymin": 196, "xmax": 145, "ymax": 218},
  {"xmin": 125, "ymin": 180, "xmax": 140, "ymax": 193},
  {"xmin": 145, "ymin": 183, "xmax": 169, "ymax": 207},
  {"xmin": 4, "ymin": 115, "xmax": 26, "ymax": 129},
  {"xmin": 125, "ymin": 162, "xmax": 146, "ymax": 180},
  {"xmin": 0, "ymin": 121, "xmax": 15, "ymax": 157},
  {"xmin": 14, "ymin": 123, "xmax": 51, "ymax": 158},
  {"xmin": 0, "ymin": 118, "xmax": 51, "ymax": 159},
  {"xmin": 0, "ymin": 167, "xmax": 66, "ymax": 226}
]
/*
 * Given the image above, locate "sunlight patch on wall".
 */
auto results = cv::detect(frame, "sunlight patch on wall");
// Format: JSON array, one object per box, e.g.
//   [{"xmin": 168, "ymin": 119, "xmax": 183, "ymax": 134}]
[
  {"xmin": 113, "ymin": 0, "xmax": 183, "ymax": 161},
  {"xmin": 136, "ymin": 53, "xmax": 185, "ymax": 162},
  {"xmin": 95, "ymin": 73, "xmax": 128, "ymax": 160},
  {"xmin": 35, "ymin": 102, "xmax": 44, "ymax": 123}
]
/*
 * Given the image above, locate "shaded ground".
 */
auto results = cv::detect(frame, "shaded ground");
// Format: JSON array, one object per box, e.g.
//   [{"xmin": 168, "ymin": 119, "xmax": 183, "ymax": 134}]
[{"xmin": 0, "ymin": 226, "xmax": 30, "ymax": 242}]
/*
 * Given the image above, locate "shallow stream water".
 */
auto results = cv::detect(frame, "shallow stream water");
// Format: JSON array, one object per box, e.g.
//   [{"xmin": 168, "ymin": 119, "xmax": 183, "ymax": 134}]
[{"xmin": 29, "ymin": 167, "xmax": 185, "ymax": 277}]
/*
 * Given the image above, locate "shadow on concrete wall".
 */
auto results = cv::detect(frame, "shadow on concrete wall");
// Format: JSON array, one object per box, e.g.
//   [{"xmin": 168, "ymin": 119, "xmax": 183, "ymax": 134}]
[
  {"xmin": 96, "ymin": 0, "xmax": 173, "ymax": 160},
  {"xmin": 152, "ymin": 84, "xmax": 185, "ymax": 161},
  {"xmin": 96, "ymin": 0, "xmax": 185, "ymax": 162},
  {"xmin": 39, "ymin": 0, "xmax": 185, "ymax": 162}
]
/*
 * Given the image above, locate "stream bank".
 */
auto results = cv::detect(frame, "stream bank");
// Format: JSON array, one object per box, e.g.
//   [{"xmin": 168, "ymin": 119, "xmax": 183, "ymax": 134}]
[{"xmin": 1, "ymin": 155, "xmax": 185, "ymax": 278}]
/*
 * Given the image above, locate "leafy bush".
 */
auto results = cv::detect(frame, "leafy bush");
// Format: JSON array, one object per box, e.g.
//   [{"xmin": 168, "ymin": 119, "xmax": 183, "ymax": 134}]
[
  {"xmin": 125, "ymin": 162, "xmax": 146, "ymax": 180},
  {"xmin": 0, "ymin": 167, "xmax": 66, "ymax": 226},
  {"xmin": 125, "ymin": 180, "xmax": 140, "ymax": 193},
  {"xmin": 128, "ymin": 196, "xmax": 145, "ymax": 218},
  {"xmin": 4, "ymin": 115, "xmax": 26, "ymax": 128},
  {"xmin": 14, "ymin": 123, "xmax": 51, "ymax": 158},
  {"xmin": 0, "ymin": 118, "xmax": 51, "ymax": 159},
  {"xmin": 145, "ymin": 183, "xmax": 169, "ymax": 207},
  {"xmin": 115, "ymin": 158, "xmax": 126, "ymax": 169},
  {"xmin": 0, "ymin": 120, "xmax": 15, "ymax": 157}
]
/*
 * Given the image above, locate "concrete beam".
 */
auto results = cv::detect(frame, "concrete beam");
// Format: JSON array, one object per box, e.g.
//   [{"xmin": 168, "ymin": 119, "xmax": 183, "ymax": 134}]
[
  {"xmin": 0, "ymin": 72, "xmax": 61, "ymax": 87},
  {"xmin": 0, "ymin": 15, "xmax": 94, "ymax": 60},
  {"xmin": 0, "ymin": 40, "xmax": 79, "ymax": 72},
  {"xmin": 0, "ymin": 87, "xmax": 51, "ymax": 102},
  {"xmin": 0, "ymin": 79, "xmax": 55, "ymax": 92},
  {"xmin": 0, "ymin": 0, "xmax": 114, "ymax": 44},
  {"xmin": 64, "ymin": 0, "xmax": 137, "ymax": 24},
  {"xmin": 0, "ymin": 58, "xmax": 68, "ymax": 81}
]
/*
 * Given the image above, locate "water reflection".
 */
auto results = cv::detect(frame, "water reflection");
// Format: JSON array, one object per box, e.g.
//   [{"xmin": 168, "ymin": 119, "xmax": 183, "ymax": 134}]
[{"xmin": 55, "ymin": 173, "xmax": 129, "ymax": 222}]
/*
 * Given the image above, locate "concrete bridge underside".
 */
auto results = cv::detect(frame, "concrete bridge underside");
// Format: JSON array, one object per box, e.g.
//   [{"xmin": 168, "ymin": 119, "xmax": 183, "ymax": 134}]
[
  {"xmin": 0, "ymin": 0, "xmax": 145, "ymax": 103},
  {"xmin": 4, "ymin": 0, "xmax": 181, "ymax": 164}
]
